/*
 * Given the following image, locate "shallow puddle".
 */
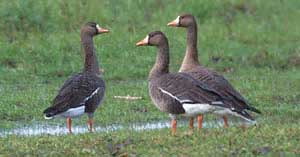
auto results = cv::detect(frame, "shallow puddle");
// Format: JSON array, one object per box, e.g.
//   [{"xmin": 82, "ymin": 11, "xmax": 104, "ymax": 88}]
[{"xmin": 0, "ymin": 120, "xmax": 254, "ymax": 137}]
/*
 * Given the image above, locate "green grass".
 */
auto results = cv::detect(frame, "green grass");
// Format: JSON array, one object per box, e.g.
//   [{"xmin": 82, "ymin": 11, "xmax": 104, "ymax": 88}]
[
  {"xmin": 0, "ymin": 0, "xmax": 300, "ymax": 156},
  {"xmin": 1, "ymin": 125, "xmax": 300, "ymax": 156}
]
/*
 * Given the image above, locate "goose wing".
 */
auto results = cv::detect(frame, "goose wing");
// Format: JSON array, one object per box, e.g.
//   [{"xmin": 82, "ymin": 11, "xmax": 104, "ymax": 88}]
[{"xmin": 44, "ymin": 73, "xmax": 105, "ymax": 116}]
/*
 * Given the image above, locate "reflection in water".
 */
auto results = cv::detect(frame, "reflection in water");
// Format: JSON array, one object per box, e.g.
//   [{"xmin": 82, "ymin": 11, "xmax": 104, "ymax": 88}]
[{"xmin": 0, "ymin": 120, "xmax": 254, "ymax": 137}]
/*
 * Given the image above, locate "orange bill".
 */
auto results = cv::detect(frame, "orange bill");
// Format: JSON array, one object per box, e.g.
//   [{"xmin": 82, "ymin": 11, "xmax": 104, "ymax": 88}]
[
  {"xmin": 97, "ymin": 27, "xmax": 109, "ymax": 33},
  {"xmin": 167, "ymin": 20, "xmax": 177, "ymax": 26},
  {"xmin": 96, "ymin": 24, "xmax": 109, "ymax": 33},
  {"xmin": 136, "ymin": 35, "xmax": 149, "ymax": 46},
  {"xmin": 167, "ymin": 16, "xmax": 180, "ymax": 27}
]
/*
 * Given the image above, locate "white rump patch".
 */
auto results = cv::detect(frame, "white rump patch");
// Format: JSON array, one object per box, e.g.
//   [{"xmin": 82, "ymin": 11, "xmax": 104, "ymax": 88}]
[
  {"xmin": 58, "ymin": 87, "xmax": 100, "ymax": 118},
  {"xmin": 213, "ymin": 108, "xmax": 255, "ymax": 122},
  {"xmin": 213, "ymin": 108, "xmax": 233, "ymax": 116},
  {"xmin": 159, "ymin": 87, "xmax": 217, "ymax": 117},
  {"xmin": 159, "ymin": 87, "xmax": 256, "ymax": 122},
  {"xmin": 182, "ymin": 103, "xmax": 216, "ymax": 117},
  {"xmin": 44, "ymin": 115, "xmax": 53, "ymax": 120},
  {"xmin": 59, "ymin": 105, "xmax": 85, "ymax": 118}
]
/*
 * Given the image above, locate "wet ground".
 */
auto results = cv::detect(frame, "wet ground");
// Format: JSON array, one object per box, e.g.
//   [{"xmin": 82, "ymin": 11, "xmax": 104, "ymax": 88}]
[{"xmin": 0, "ymin": 119, "xmax": 254, "ymax": 137}]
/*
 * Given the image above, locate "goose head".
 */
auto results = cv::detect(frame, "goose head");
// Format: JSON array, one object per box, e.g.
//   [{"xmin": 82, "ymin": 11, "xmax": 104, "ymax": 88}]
[
  {"xmin": 136, "ymin": 31, "xmax": 167, "ymax": 47},
  {"xmin": 167, "ymin": 14, "xmax": 196, "ymax": 28},
  {"xmin": 81, "ymin": 22, "xmax": 109, "ymax": 36}
]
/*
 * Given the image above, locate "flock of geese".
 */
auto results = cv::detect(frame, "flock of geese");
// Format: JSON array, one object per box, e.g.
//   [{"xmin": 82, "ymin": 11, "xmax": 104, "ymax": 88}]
[{"xmin": 43, "ymin": 14, "xmax": 261, "ymax": 134}]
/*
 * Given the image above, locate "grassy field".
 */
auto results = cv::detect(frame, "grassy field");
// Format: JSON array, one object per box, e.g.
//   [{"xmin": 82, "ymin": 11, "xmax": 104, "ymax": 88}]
[{"xmin": 0, "ymin": 0, "xmax": 300, "ymax": 156}]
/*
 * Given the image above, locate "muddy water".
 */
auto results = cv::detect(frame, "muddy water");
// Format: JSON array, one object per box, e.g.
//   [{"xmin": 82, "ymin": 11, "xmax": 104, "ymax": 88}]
[{"xmin": 0, "ymin": 120, "xmax": 254, "ymax": 137}]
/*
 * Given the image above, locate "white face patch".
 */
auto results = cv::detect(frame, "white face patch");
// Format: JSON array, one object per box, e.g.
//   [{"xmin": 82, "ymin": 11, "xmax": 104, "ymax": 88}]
[
  {"xmin": 96, "ymin": 24, "xmax": 101, "ymax": 30},
  {"xmin": 175, "ymin": 16, "xmax": 180, "ymax": 25},
  {"xmin": 144, "ymin": 35, "xmax": 149, "ymax": 44}
]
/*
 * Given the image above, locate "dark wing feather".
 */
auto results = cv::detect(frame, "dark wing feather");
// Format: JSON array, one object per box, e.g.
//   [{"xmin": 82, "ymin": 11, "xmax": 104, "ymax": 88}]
[
  {"xmin": 186, "ymin": 66, "xmax": 261, "ymax": 114},
  {"xmin": 44, "ymin": 72, "xmax": 105, "ymax": 116},
  {"xmin": 212, "ymin": 73, "xmax": 261, "ymax": 113},
  {"xmin": 156, "ymin": 73, "xmax": 230, "ymax": 108}
]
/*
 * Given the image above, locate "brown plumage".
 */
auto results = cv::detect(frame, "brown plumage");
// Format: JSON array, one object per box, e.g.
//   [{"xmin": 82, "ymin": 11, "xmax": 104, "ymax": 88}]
[
  {"xmin": 43, "ymin": 22, "xmax": 109, "ymax": 133},
  {"xmin": 136, "ymin": 31, "xmax": 236, "ymax": 134},
  {"xmin": 168, "ymin": 14, "xmax": 261, "ymax": 128}
]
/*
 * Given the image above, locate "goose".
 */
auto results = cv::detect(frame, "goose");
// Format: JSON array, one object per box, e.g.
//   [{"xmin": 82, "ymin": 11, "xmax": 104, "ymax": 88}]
[
  {"xmin": 43, "ymin": 22, "xmax": 108, "ymax": 133},
  {"xmin": 167, "ymin": 14, "xmax": 261, "ymax": 128},
  {"xmin": 136, "ymin": 31, "xmax": 253, "ymax": 134}
]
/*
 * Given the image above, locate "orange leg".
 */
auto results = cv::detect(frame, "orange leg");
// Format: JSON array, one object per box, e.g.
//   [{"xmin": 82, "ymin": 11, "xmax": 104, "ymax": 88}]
[
  {"xmin": 223, "ymin": 116, "xmax": 229, "ymax": 128},
  {"xmin": 67, "ymin": 117, "xmax": 72, "ymax": 134},
  {"xmin": 171, "ymin": 119, "xmax": 177, "ymax": 135},
  {"xmin": 197, "ymin": 115, "xmax": 203, "ymax": 129},
  {"xmin": 189, "ymin": 117, "xmax": 194, "ymax": 129},
  {"xmin": 88, "ymin": 118, "xmax": 94, "ymax": 132}
]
